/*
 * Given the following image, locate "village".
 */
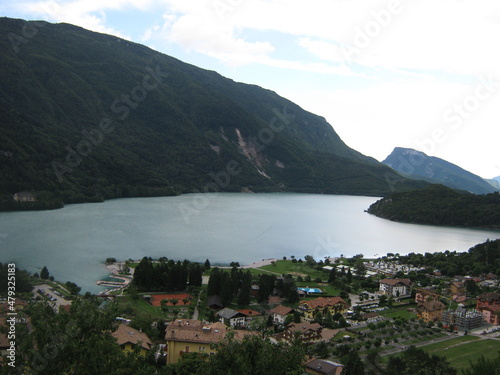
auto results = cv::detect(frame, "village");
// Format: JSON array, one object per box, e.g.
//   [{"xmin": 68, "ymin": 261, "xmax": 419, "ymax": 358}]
[{"xmin": 1, "ymin": 250, "xmax": 500, "ymax": 374}]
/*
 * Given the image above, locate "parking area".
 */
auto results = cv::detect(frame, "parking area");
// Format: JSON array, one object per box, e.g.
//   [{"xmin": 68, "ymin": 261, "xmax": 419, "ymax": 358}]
[{"xmin": 33, "ymin": 284, "xmax": 72, "ymax": 308}]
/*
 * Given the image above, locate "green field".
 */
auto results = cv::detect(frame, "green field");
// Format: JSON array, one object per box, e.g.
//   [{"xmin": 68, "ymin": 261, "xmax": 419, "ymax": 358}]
[
  {"xmin": 381, "ymin": 305, "xmax": 417, "ymax": 320},
  {"xmin": 258, "ymin": 260, "xmax": 327, "ymax": 280},
  {"xmin": 420, "ymin": 336, "xmax": 500, "ymax": 371}
]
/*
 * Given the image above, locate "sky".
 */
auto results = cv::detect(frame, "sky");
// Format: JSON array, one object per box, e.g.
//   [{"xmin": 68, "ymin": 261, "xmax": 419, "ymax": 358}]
[{"xmin": 2, "ymin": 0, "xmax": 500, "ymax": 179}]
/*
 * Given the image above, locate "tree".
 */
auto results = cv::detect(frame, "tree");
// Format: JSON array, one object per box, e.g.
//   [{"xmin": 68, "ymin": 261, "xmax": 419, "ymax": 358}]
[
  {"xmin": 346, "ymin": 268, "xmax": 353, "ymax": 283},
  {"xmin": 462, "ymin": 353, "xmax": 500, "ymax": 375},
  {"xmin": 207, "ymin": 267, "xmax": 222, "ymax": 296},
  {"xmin": 236, "ymin": 271, "xmax": 252, "ymax": 306},
  {"xmin": 65, "ymin": 281, "xmax": 81, "ymax": 295},
  {"xmin": 354, "ymin": 260, "xmax": 367, "ymax": 278},
  {"xmin": 40, "ymin": 266, "xmax": 50, "ymax": 280},
  {"xmin": 464, "ymin": 279, "xmax": 480, "ymax": 298},
  {"xmin": 204, "ymin": 259, "xmax": 211, "ymax": 270},
  {"xmin": 13, "ymin": 296, "xmax": 157, "ymax": 375},
  {"xmin": 328, "ymin": 267, "xmax": 337, "ymax": 284},
  {"xmin": 340, "ymin": 347, "xmax": 365, "ymax": 375},
  {"xmin": 385, "ymin": 346, "xmax": 457, "ymax": 375},
  {"xmin": 220, "ymin": 272, "xmax": 234, "ymax": 306},
  {"xmin": 204, "ymin": 335, "xmax": 305, "ymax": 375}
]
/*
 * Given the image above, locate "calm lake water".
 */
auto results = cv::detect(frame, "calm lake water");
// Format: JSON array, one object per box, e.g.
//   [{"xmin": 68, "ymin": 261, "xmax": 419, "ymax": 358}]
[{"xmin": 1, "ymin": 193, "xmax": 498, "ymax": 292}]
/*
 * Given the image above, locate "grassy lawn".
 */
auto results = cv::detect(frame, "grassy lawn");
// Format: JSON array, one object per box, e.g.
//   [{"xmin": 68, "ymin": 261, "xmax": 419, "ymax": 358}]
[
  {"xmin": 420, "ymin": 335, "xmax": 480, "ymax": 351},
  {"xmin": 334, "ymin": 330, "xmax": 358, "ymax": 340},
  {"xmin": 420, "ymin": 337, "xmax": 499, "ymax": 371},
  {"xmin": 400, "ymin": 332, "xmax": 447, "ymax": 346},
  {"xmin": 258, "ymin": 260, "xmax": 327, "ymax": 280},
  {"xmin": 381, "ymin": 305, "xmax": 417, "ymax": 320},
  {"xmin": 116, "ymin": 294, "xmax": 189, "ymax": 321}
]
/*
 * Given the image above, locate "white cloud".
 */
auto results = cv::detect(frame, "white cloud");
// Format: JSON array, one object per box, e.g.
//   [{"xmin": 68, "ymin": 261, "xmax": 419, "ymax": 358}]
[{"xmin": 284, "ymin": 77, "xmax": 500, "ymax": 176}]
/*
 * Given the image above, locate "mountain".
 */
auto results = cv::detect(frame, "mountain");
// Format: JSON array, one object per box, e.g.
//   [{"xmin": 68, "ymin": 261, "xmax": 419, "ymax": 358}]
[
  {"xmin": 382, "ymin": 147, "xmax": 497, "ymax": 195},
  {"xmin": 367, "ymin": 184, "xmax": 500, "ymax": 229},
  {"xmin": 0, "ymin": 18, "xmax": 424, "ymax": 208},
  {"xmin": 486, "ymin": 176, "xmax": 500, "ymax": 190}
]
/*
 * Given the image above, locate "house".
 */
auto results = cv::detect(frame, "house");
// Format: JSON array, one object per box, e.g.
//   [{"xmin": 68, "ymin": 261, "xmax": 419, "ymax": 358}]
[
  {"xmin": 379, "ymin": 278, "xmax": 412, "ymax": 297},
  {"xmin": 480, "ymin": 306, "xmax": 500, "ymax": 326},
  {"xmin": 476, "ymin": 293, "xmax": 500, "ymax": 326},
  {"xmin": 304, "ymin": 358, "xmax": 344, "ymax": 375},
  {"xmin": 268, "ymin": 296, "xmax": 283, "ymax": 305},
  {"xmin": 299, "ymin": 297, "xmax": 348, "ymax": 322},
  {"xmin": 476, "ymin": 292, "xmax": 500, "ymax": 310},
  {"xmin": 217, "ymin": 307, "xmax": 246, "ymax": 327},
  {"xmin": 270, "ymin": 305, "xmax": 295, "ymax": 325},
  {"xmin": 13, "ymin": 191, "xmax": 36, "ymax": 202},
  {"xmin": 111, "ymin": 323, "xmax": 152, "ymax": 355},
  {"xmin": 284, "ymin": 322, "xmax": 323, "ymax": 344},
  {"xmin": 449, "ymin": 281, "xmax": 465, "ymax": 296},
  {"xmin": 417, "ymin": 300, "xmax": 446, "ymax": 323},
  {"xmin": 237, "ymin": 309, "xmax": 261, "ymax": 325},
  {"xmin": 164, "ymin": 319, "xmax": 254, "ymax": 364},
  {"xmin": 415, "ymin": 288, "xmax": 439, "ymax": 305}
]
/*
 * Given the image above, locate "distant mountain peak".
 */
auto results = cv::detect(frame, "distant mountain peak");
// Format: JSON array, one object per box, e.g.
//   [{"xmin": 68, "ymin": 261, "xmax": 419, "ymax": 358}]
[{"xmin": 383, "ymin": 147, "xmax": 498, "ymax": 194}]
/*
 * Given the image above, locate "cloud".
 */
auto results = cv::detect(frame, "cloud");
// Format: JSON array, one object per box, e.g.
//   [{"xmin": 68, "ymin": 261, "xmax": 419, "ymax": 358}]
[{"xmin": 10, "ymin": 0, "xmax": 157, "ymax": 39}]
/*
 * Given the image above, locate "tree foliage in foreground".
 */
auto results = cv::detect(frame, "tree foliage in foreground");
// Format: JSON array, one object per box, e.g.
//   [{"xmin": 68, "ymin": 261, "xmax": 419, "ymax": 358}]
[
  {"xmin": 3, "ymin": 296, "xmax": 158, "ymax": 375},
  {"xmin": 172, "ymin": 335, "xmax": 305, "ymax": 375},
  {"xmin": 385, "ymin": 346, "xmax": 457, "ymax": 375},
  {"xmin": 461, "ymin": 353, "xmax": 500, "ymax": 375}
]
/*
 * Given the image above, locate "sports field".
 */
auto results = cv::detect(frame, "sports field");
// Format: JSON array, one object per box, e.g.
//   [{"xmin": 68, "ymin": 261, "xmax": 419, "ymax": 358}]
[{"xmin": 420, "ymin": 336, "xmax": 500, "ymax": 371}]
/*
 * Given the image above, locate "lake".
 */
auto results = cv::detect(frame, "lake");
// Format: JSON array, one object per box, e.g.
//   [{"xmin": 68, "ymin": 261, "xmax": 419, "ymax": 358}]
[{"xmin": 0, "ymin": 193, "xmax": 498, "ymax": 292}]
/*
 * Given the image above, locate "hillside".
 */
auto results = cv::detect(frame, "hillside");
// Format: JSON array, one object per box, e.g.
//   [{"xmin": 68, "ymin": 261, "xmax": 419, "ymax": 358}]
[
  {"xmin": 0, "ymin": 18, "xmax": 426, "ymax": 209},
  {"xmin": 382, "ymin": 147, "xmax": 497, "ymax": 194},
  {"xmin": 367, "ymin": 184, "xmax": 500, "ymax": 229},
  {"xmin": 487, "ymin": 176, "xmax": 500, "ymax": 190}
]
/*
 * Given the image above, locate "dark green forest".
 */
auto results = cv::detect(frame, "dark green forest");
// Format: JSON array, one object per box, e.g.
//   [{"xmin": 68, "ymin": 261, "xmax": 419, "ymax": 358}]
[
  {"xmin": 0, "ymin": 18, "xmax": 425, "ymax": 211},
  {"xmin": 132, "ymin": 257, "xmax": 203, "ymax": 292},
  {"xmin": 367, "ymin": 184, "xmax": 500, "ymax": 229}
]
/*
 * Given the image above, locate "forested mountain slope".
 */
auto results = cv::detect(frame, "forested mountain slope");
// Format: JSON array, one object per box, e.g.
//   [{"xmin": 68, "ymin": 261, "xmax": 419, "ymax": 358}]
[{"xmin": 0, "ymin": 18, "xmax": 424, "ymax": 209}]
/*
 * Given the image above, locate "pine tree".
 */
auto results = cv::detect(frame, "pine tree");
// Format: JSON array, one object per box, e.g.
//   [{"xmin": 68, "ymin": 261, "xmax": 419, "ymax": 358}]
[
  {"xmin": 237, "ymin": 271, "xmax": 252, "ymax": 306},
  {"xmin": 40, "ymin": 266, "xmax": 49, "ymax": 280}
]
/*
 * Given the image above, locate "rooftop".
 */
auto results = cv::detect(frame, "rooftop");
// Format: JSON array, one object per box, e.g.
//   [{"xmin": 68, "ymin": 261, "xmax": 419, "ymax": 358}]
[
  {"xmin": 270, "ymin": 305, "xmax": 294, "ymax": 316},
  {"xmin": 111, "ymin": 323, "xmax": 152, "ymax": 351},
  {"xmin": 300, "ymin": 297, "xmax": 347, "ymax": 310}
]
